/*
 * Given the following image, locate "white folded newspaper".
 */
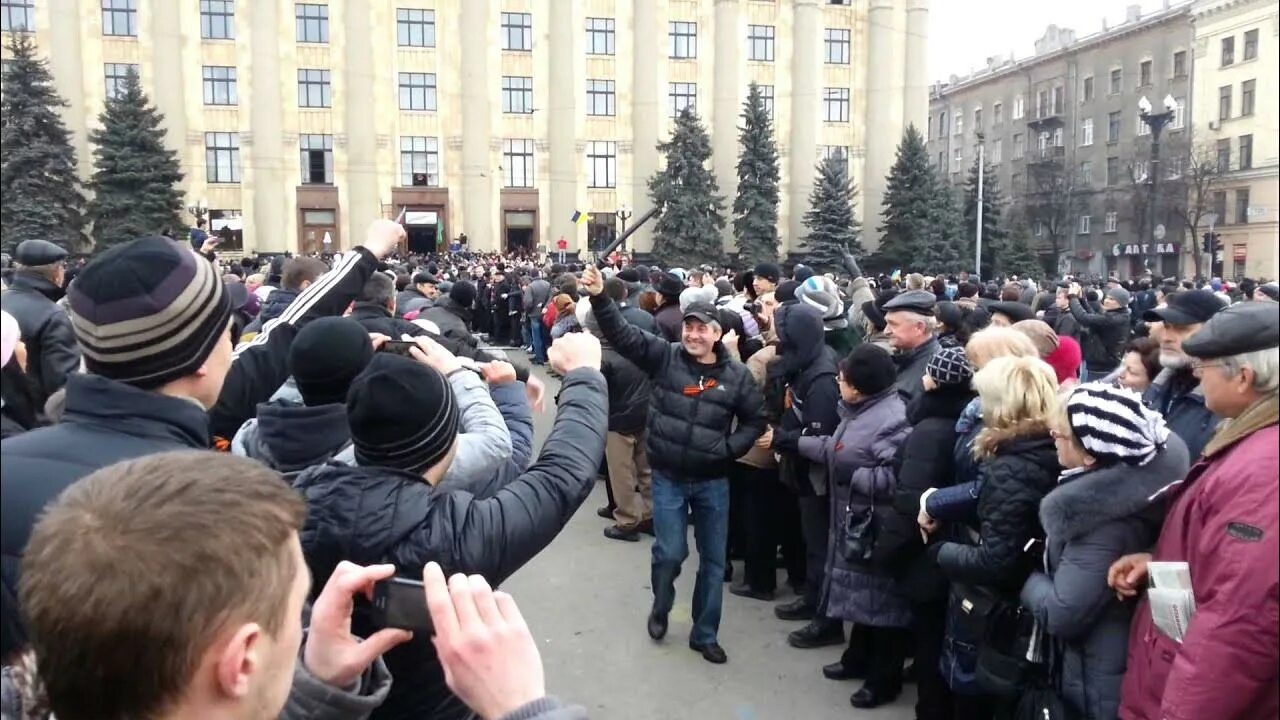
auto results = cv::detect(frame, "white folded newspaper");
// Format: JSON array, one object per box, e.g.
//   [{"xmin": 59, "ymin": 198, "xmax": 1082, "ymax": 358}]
[{"xmin": 1148, "ymin": 561, "xmax": 1196, "ymax": 643}]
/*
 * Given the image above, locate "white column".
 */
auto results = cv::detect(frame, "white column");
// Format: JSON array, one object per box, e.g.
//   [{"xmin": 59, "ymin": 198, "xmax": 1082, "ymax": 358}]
[
  {"xmin": 548, "ymin": 0, "xmax": 578, "ymax": 252},
  {"xmin": 247, "ymin": 0, "xmax": 287, "ymax": 252},
  {"xmin": 46, "ymin": 0, "xmax": 88, "ymax": 176},
  {"xmin": 713, "ymin": 0, "xmax": 741, "ymax": 252},
  {"xmin": 344, "ymin": 0, "xmax": 378, "ymax": 243},
  {"xmin": 862, "ymin": 0, "xmax": 897, "ymax": 252},
  {"xmin": 149, "ymin": 0, "xmax": 187, "ymax": 173},
  {"xmin": 903, "ymin": 0, "xmax": 929, "ymax": 133},
  {"xmin": 630, "ymin": 0, "xmax": 661, "ymax": 254},
  {"xmin": 460, "ymin": 0, "xmax": 495, "ymax": 249},
  {"xmin": 788, "ymin": 0, "xmax": 821, "ymax": 250}
]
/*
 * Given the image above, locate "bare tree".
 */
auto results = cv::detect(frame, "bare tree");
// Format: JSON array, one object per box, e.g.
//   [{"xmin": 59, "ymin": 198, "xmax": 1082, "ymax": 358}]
[
  {"xmin": 1017, "ymin": 149, "xmax": 1080, "ymax": 273},
  {"xmin": 1169, "ymin": 142, "xmax": 1226, "ymax": 280}
]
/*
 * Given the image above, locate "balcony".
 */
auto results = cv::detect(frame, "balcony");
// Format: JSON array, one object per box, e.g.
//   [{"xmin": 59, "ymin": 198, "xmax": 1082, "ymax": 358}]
[
  {"xmin": 1027, "ymin": 108, "xmax": 1065, "ymax": 128},
  {"xmin": 1027, "ymin": 145, "xmax": 1066, "ymax": 164}
]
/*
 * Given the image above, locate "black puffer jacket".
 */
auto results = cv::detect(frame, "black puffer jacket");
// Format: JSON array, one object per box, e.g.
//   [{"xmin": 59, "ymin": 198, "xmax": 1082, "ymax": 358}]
[
  {"xmin": 291, "ymin": 368, "xmax": 607, "ymax": 720},
  {"xmin": 1068, "ymin": 298, "xmax": 1130, "ymax": 372},
  {"xmin": 932, "ymin": 422, "xmax": 1060, "ymax": 595},
  {"xmin": 600, "ymin": 346, "xmax": 650, "ymax": 434},
  {"xmin": 421, "ymin": 297, "xmax": 477, "ymax": 348},
  {"xmin": 1, "ymin": 271, "xmax": 79, "ymax": 404},
  {"xmin": 590, "ymin": 293, "xmax": 766, "ymax": 480},
  {"xmin": 242, "ymin": 287, "xmax": 299, "ymax": 336}
]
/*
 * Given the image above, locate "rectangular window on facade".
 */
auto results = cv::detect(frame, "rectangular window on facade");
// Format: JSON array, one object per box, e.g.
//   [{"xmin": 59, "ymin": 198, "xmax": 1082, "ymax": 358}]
[
  {"xmin": 1, "ymin": 0, "xmax": 35, "ymax": 32},
  {"xmin": 1239, "ymin": 134, "xmax": 1253, "ymax": 170},
  {"xmin": 1037, "ymin": 130, "xmax": 1049, "ymax": 152},
  {"xmin": 1105, "ymin": 211, "xmax": 1118, "ymax": 233},
  {"xmin": 1172, "ymin": 97, "xmax": 1186, "ymax": 128},
  {"xmin": 501, "ymin": 76, "xmax": 533, "ymax": 114},
  {"xmin": 586, "ymin": 79, "xmax": 615, "ymax": 116},
  {"xmin": 1132, "ymin": 160, "xmax": 1149, "ymax": 181},
  {"xmin": 1012, "ymin": 133, "xmax": 1023, "ymax": 159},
  {"xmin": 102, "ymin": 0, "xmax": 137, "ymax": 37},
  {"xmin": 1080, "ymin": 118, "xmax": 1093, "ymax": 146},
  {"xmin": 1140, "ymin": 59, "xmax": 1152, "ymax": 86},
  {"xmin": 396, "ymin": 8, "xmax": 435, "ymax": 47},
  {"xmin": 1107, "ymin": 111, "xmax": 1120, "ymax": 142},
  {"xmin": 300, "ymin": 134, "xmax": 333, "ymax": 184},
  {"xmin": 1212, "ymin": 191, "xmax": 1227, "ymax": 221},
  {"xmin": 295, "ymin": 3, "xmax": 328, "ymax": 43},
  {"xmin": 502, "ymin": 138, "xmax": 534, "ymax": 188},
  {"xmin": 1106, "ymin": 157, "xmax": 1119, "ymax": 186},
  {"xmin": 399, "ymin": 136, "xmax": 440, "ymax": 187},
  {"xmin": 1217, "ymin": 138, "xmax": 1231, "ymax": 172},
  {"xmin": 1052, "ymin": 86, "xmax": 1064, "ymax": 114},
  {"xmin": 759, "ymin": 84, "xmax": 774, "ymax": 119},
  {"xmin": 1078, "ymin": 215, "xmax": 1091, "ymax": 234},
  {"xmin": 501, "ymin": 12, "xmax": 532, "ymax": 51},
  {"xmin": 1080, "ymin": 160, "xmax": 1093, "ymax": 184},
  {"xmin": 824, "ymin": 27, "xmax": 850, "ymax": 64},
  {"xmin": 1037, "ymin": 90, "xmax": 1048, "ymax": 118},
  {"xmin": 1235, "ymin": 188, "xmax": 1250, "ymax": 224},
  {"xmin": 823, "ymin": 87, "xmax": 850, "ymax": 122},
  {"xmin": 952, "ymin": 148, "xmax": 962, "ymax": 172},
  {"xmin": 669, "ymin": 21, "xmax": 696, "ymax": 59},
  {"xmin": 587, "ymin": 213, "xmax": 616, "ymax": 251},
  {"xmin": 1167, "ymin": 156, "xmax": 1184, "ymax": 178},
  {"xmin": 200, "ymin": 0, "xmax": 234, "ymax": 40},
  {"xmin": 586, "ymin": 17, "xmax": 615, "ymax": 55},
  {"xmin": 1034, "ymin": 221, "xmax": 1044, "ymax": 237},
  {"xmin": 205, "ymin": 132, "xmax": 240, "ymax": 183},
  {"xmin": 1232, "ymin": 245, "xmax": 1247, "ymax": 278},
  {"xmin": 398, "ymin": 72, "xmax": 437, "ymax": 111},
  {"xmin": 587, "ymin": 141, "xmax": 617, "ymax": 188},
  {"xmin": 1012, "ymin": 94, "xmax": 1024, "ymax": 119},
  {"xmin": 823, "ymin": 145, "xmax": 849, "ymax": 176},
  {"xmin": 1109, "ymin": 67, "xmax": 1122, "ymax": 94},
  {"xmin": 1243, "ymin": 29, "xmax": 1257, "ymax": 60},
  {"xmin": 1010, "ymin": 172, "xmax": 1022, "ymax": 190},
  {"xmin": 993, "ymin": 102, "xmax": 1003, "ymax": 124},
  {"xmin": 992, "ymin": 139, "xmax": 1002, "ymax": 163},
  {"xmin": 1219, "ymin": 85, "xmax": 1232, "ymax": 120},
  {"xmin": 669, "ymin": 82, "xmax": 696, "ymax": 117},
  {"xmin": 1081, "ymin": 76, "xmax": 1094, "ymax": 102},
  {"xmin": 1173, "ymin": 50, "xmax": 1186, "ymax": 77},
  {"xmin": 1221, "ymin": 36, "xmax": 1234, "ymax": 66},
  {"xmin": 747, "ymin": 24, "xmax": 775, "ymax": 61},
  {"xmin": 1052, "ymin": 126, "xmax": 1063, "ymax": 147},
  {"xmin": 954, "ymin": 111, "xmax": 963, "ymax": 136},
  {"xmin": 201, "ymin": 66, "xmax": 237, "ymax": 105},
  {"xmin": 1241, "ymin": 79, "xmax": 1255, "ymax": 116},
  {"xmin": 103, "ymin": 63, "xmax": 137, "ymax": 100},
  {"xmin": 974, "ymin": 107, "xmax": 982, "ymax": 129},
  {"xmin": 1137, "ymin": 113, "xmax": 1151, "ymax": 136},
  {"xmin": 297, "ymin": 69, "xmax": 331, "ymax": 108},
  {"xmin": 937, "ymin": 112, "xmax": 947, "ymax": 138}
]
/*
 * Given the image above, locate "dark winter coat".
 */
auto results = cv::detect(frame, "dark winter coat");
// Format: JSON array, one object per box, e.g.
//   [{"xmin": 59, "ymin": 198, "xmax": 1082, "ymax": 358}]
[
  {"xmin": 421, "ymin": 297, "xmax": 477, "ymax": 348},
  {"xmin": 1142, "ymin": 368, "xmax": 1218, "ymax": 459},
  {"xmin": 1068, "ymin": 298, "xmax": 1130, "ymax": 372},
  {"xmin": 769, "ymin": 304, "xmax": 841, "ymax": 496},
  {"xmin": 589, "ymin": 293, "xmax": 766, "ymax": 481},
  {"xmin": 291, "ymin": 368, "xmax": 607, "ymax": 720},
  {"xmin": 231, "ymin": 389, "xmax": 352, "ymax": 477},
  {"xmin": 243, "ymin": 287, "xmax": 300, "ymax": 336},
  {"xmin": 619, "ymin": 304, "xmax": 658, "ymax": 335},
  {"xmin": 600, "ymin": 346, "xmax": 650, "ymax": 435},
  {"xmin": 1044, "ymin": 305, "xmax": 1083, "ymax": 342},
  {"xmin": 893, "ymin": 336, "xmax": 942, "ymax": 403},
  {"xmin": 1020, "ymin": 437, "xmax": 1188, "ymax": 720},
  {"xmin": 1, "ymin": 271, "xmax": 79, "ymax": 404},
  {"xmin": 653, "ymin": 301, "xmax": 683, "ymax": 343},
  {"xmin": 395, "ymin": 287, "xmax": 433, "ymax": 316},
  {"xmin": 798, "ymin": 389, "xmax": 912, "ymax": 626}
]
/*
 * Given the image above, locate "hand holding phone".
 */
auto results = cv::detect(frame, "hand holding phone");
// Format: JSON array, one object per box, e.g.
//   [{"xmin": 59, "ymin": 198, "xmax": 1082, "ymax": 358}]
[
  {"xmin": 378, "ymin": 340, "xmax": 417, "ymax": 357},
  {"xmin": 372, "ymin": 576, "xmax": 434, "ymax": 633}
]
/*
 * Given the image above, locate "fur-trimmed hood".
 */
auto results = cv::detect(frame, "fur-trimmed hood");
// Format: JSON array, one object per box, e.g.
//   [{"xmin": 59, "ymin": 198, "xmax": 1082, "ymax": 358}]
[{"xmin": 1040, "ymin": 433, "xmax": 1190, "ymax": 540}]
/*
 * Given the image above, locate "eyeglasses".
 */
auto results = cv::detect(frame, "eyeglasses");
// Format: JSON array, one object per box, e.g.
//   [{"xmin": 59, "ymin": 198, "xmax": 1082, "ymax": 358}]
[{"xmin": 1190, "ymin": 360, "xmax": 1227, "ymax": 373}]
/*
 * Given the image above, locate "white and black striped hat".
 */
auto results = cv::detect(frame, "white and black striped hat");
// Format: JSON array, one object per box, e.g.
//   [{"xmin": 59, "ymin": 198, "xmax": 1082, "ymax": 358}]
[{"xmin": 1065, "ymin": 383, "xmax": 1170, "ymax": 466}]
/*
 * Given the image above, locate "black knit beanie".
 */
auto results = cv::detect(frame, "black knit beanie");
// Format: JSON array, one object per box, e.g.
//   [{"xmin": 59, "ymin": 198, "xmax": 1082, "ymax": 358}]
[
  {"xmin": 290, "ymin": 317, "xmax": 374, "ymax": 406},
  {"xmin": 840, "ymin": 344, "xmax": 897, "ymax": 396},
  {"xmin": 450, "ymin": 280, "xmax": 477, "ymax": 308},
  {"xmin": 348, "ymin": 353, "xmax": 460, "ymax": 474}
]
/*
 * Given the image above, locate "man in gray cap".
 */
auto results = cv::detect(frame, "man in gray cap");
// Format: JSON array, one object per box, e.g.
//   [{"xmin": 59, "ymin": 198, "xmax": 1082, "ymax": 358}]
[
  {"xmin": 1141, "ymin": 289, "xmax": 1227, "ymax": 457},
  {"xmin": 0, "ymin": 239, "xmax": 80, "ymax": 404},
  {"xmin": 1111, "ymin": 301, "xmax": 1278, "ymax": 720},
  {"xmin": 1066, "ymin": 280, "xmax": 1131, "ymax": 380},
  {"xmin": 881, "ymin": 289, "xmax": 941, "ymax": 402}
]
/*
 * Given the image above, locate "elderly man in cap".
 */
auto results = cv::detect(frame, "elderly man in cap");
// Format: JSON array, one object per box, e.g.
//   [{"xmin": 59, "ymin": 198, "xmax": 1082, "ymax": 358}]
[
  {"xmin": 1141, "ymin": 289, "xmax": 1226, "ymax": 457},
  {"xmin": 881, "ymin": 289, "xmax": 941, "ymax": 402},
  {"xmin": 1111, "ymin": 302, "xmax": 1279, "ymax": 720},
  {"xmin": 1067, "ymin": 280, "xmax": 1131, "ymax": 381},
  {"xmin": 0, "ymin": 239, "xmax": 80, "ymax": 405}
]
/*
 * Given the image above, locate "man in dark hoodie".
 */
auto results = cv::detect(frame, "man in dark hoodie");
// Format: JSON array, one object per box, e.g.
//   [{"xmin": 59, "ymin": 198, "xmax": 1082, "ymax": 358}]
[
  {"xmin": 424, "ymin": 280, "xmax": 480, "ymax": 348},
  {"xmin": 240, "ymin": 257, "xmax": 329, "ymax": 343}
]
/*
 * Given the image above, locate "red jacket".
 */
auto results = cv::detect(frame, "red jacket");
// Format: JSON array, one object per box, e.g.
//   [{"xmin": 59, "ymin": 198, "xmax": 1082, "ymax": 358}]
[{"xmin": 1119, "ymin": 423, "xmax": 1279, "ymax": 720}]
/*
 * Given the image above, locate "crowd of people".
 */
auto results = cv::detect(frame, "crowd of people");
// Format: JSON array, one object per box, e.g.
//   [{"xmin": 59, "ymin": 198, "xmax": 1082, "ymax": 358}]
[{"xmin": 0, "ymin": 225, "xmax": 1277, "ymax": 720}]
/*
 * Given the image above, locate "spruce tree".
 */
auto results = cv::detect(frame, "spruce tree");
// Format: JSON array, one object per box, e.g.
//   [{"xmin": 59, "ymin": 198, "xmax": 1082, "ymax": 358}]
[
  {"xmin": 961, "ymin": 140, "xmax": 1009, "ymax": 279},
  {"xmin": 648, "ymin": 107, "xmax": 727, "ymax": 267},
  {"xmin": 919, "ymin": 184, "xmax": 966, "ymax": 274},
  {"xmin": 876, "ymin": 124, "xmax": 936, "ymax": 271},
  {"xmin": 0, "ymin": 33, "xmax": 88, "ymax": 254},
  {"xmin": 800, "ymin": 154, "xmax": 863, "ymax": 272},
  {"xmin": 732, "ymin": 82, "xmax": 780, "ymax": 267},
  {"xmin": 87, "ymin": 68, "xmax": 184, "ymax": 249},
  {"xmin": 996, "ymin": 217, "xmax": 1044, "ymax": 280}
]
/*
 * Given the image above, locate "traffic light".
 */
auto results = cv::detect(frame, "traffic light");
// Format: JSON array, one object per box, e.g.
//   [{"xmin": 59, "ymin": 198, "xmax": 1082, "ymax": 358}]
[{"xmin": 1202, "ymin": 232, "xmax": 1220, "ymax": 254}]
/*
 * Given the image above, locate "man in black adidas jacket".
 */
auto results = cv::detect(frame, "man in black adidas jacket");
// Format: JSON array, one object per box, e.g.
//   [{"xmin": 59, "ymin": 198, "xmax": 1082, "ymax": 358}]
[{"xmin": 580, "ymin": 265, "xmax": 766, "ymax": 665}]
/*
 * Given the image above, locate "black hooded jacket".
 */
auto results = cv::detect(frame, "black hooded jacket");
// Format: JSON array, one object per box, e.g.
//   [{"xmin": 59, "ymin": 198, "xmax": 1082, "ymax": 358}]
[
  {"xmin": 233, "ymin": 397, "xmax": 352, "ymax": 477},
  {"xmin": 242, "ymin": 287, "xmax": 299, "ymax": 336},
  {"xmin": 421, "ymin": 296, "xmax": 477, "ymax": 348},
  {"xmin": 768, "ymin": 303, "xmax": 841, "ymax": 495}
]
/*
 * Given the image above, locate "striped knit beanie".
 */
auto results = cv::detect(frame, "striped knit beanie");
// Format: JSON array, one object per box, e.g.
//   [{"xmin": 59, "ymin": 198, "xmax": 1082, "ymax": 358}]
[
  {"xmin": 347, "ymin": 353, "xmax": 460, "ymax": 474},
  {"xmin": 68, "ymin": 236, "xmax": 233, "ymax": 389},
  {"xmin": 1065, "ymin": 382, "xmax": 1170, "ymax": 466}
]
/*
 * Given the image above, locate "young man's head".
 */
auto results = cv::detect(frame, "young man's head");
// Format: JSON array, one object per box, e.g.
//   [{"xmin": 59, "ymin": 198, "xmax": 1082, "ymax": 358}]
[
  {"xmin": 281, "ymin": 257, "xmax": 328, "ymax": 294},
  {"xmin": 347, "ymin": 353, "xmax": 461, "ymax": 484},
  {"xmin": 752, "ymin": 263, "xmax": 781, "ymax": 297},
  {"xmin": 68, "ymin": 236, "xmax": 235, "ymax": 409},
  {"xmin": 21, "ymin": 452, "xmax": 308, "ymax": 720},
  {"xmin": 680, "ymin": 301, "xmax": 723, "ymax": 363},
  {"xmin": 359, "ymin": 271, "xmax": 399, "ymax": 314},
  {"xmin": 290, "ymin": 317, "xmax": 376, "ymax": 406}
]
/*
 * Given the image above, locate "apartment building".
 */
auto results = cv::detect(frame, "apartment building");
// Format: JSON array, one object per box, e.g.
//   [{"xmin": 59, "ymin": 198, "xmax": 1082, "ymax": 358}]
[{"xmin": 0, "ymin": 0, "xmax": 929, "ymax": 257}]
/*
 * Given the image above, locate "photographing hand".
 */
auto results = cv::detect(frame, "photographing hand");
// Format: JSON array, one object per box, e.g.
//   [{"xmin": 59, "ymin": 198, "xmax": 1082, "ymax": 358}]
[
  {"xmin": 368, "ymin": 333, "xmax": 391, "ymax": 352},
  {"xmin": 548, "ymin": 332, "xmax": 602, "ymax": 375},
  {"xmin": 422, "ymin": 563, "xmax": 546, "ymax": 720},
  {"xmin": 304, "ymin": 562, "xmax": 413, "ymax": 689},
  {"xmin": 409, "ymin": 336, "xmax": 464, "ymax": 376},
  {"xmin": 1107, "ymin": 552, "xmax": 1151, "ymax": 600},
  {"xmin": 479, "ymin": 361, "xmax": 518, "ymax": 386}
]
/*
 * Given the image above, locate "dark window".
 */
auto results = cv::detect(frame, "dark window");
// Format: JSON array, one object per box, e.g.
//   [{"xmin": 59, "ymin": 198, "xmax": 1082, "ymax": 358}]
[
  {"xmin": 1109, "ymin": 67, "xmax": 1122, "ymax": 94},
  {"xmin": 1219, "ymin": 85, "xmax": 1232, "ymax": 120},
  {"xmin": 586, "ymin": 79, "xmax": 615, "ymax": 116},
  {"xmin": 586, "ymin": 17, "xmax": 614, "ymax": 55},
  {"xmin": 1140, "ymin": 60, "xmax": 1152, "ymax": 86},
  {"xmin": 295, "ymin": 3, "xmax": 328, "ymax": 43},
  {"xmin": 747, "ymin": 24, "xmax": 775, "ymax": 61},
  {"xmin": 1241, "ymin": 79, "xmax": 1255, "ymax": 116},
  {"xmin": 587, "ymin": 141, "xmax": 616, "ymax": 188},
  {"xmin": 398, "ymin": 72, "xmax": 437, "ymax": 111},
  {"xmin": 1, "ymin": 0, "xmax": 34, "ymax": 32},
  {"xmin": 1212, "ymin": 191, "xmax": 1227, "ymax": 221},
  {"xmin": 759, "ymin": 84, "xmax": 774, "ymax": 119},
  {"xmin": 501, "ymin": 76, "xmax": 533, "ymax": 114},
  {"xmin": 399, "ymin": 136, "xmax": 440, "ymax": 186},
  {"xmin": 1243, "ymin": 29, "xmax": 1257, "ymax": 60},
  {"xmin": 502, "ymin": 139, "xmax": 534, "ymax": 188},
  {"xmin": 297, "ymin": 69, "xmax": 331, "ymax": 108},
  {"xmin": 102, "ymin": 0, "xmax": 137, "ymax": 37},
  {"xmin": 824, "ymin": 28, "xmax": 850, "ymax": 64},
  {"xmin": 1221, "ymin": 36, "xmax": 1234, "ymax": 66},
  {"xmin": 1239, "ymin": 134, "xmax": 1253, "ymax": 170},
  {"xmin": 205, "ymin": 132, "xmax": 240, "ymax": 183},
  {"xmin": 202, "ymin": 65, "xmax": 237, "ymax": 105},
  {"xmin": 938, "ymin": 112, "xmax": 946, "ymax": 139},
  {"xmin": 1235, "ymin": 188, "xmax": 1250, "ymax": 224},
  {"xmin": 974, "ymin": 107, "xmax": 982, "ymax": 129},
  {"xmin": 200, "ymin": 0, "xmax": 234, "ymax": 40},
  {"xmin": 103, "ymin": 63, "xmax": 137, "ymax": 100},
  {"xmin": 1052, "ymin": 86, "xmax": 1063, "ymax": 114},
  {"xmin": 587, "ymin": 213, "xmax": 616, "ymax": 252},
  {"xmin": 669, "ymin": 21, "xmax": 696, "ymax": 59},
  {"xmin": 823, "ymin": 87, "xmax": 849, "ymax": 122},
  {"xmin": 300, "ymin": 134, "xmax": 333, "ymax": 184},
  {"xmin": 208, "ymin": 209, "xmax": 243, "ymax": 251},
  {"xmin": 501, "ymin": 12, "xmax": 532, "ymax": 51},
  {"xmin": 669, "ymin": 82, "xmax": 696, "ymax": 117},
  {"xmin": 1173, "ymin": 50, "xmax": 1186, "ymax": 77},
  {"xmin": 1217, "ymin": 139, "xmax": 1231, "ymax": 172},
  {"xmin": 1082, "ymin": 76, "xmax": 1094, "ymax": 102},
  {"xmin": 1106, "ymin": 156, "xmax": 1119, "ymax": 186},
  {"xmin": 396, "ymin": 8, "xmax": 435, "ymax": 47},
  {"xmin": 1107, "ymin": 111, "xmax": 1121, "ymax": 142}
]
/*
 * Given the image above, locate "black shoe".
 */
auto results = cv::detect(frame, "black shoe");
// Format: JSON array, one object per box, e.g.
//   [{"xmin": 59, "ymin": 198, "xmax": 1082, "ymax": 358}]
[
  {"xmin": 636, "ymin": 519, "xmax": 655, "ymax": 536},
  {"xmin": 603, "ymin": 525, "xmax": 640, "ymax": 542},
  {"xmin": 646, "ymin": 610, "xmax": 668, "ymax": 640},
  {"xmin": 689, "ymin": 641, "xmax": 728, "ymax": 664},
  {"xmin": 822, "ymin": 661, "xmax": 866, "ymax": 681},
  {"xmin": 787, "ymin": 619, "xmax": 844, "ymax": 649},
  {"xmin": 729, "ymin": 583, "xmax": 776, "ymax": 601},
  {"xmin": 849, "ymin": 685, "xmax": 900, "ymax": 709},
  {"xmin": 596, "ymin": 506, "xmax": 615, "ymax": 520},
  {"xmin": 774, "ymin": 597, "xmax": 816, "ymax": 621}
]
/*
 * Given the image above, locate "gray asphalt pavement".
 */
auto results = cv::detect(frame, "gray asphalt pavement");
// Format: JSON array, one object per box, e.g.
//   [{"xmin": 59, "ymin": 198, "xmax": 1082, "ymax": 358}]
[{"xmin": 500, "ymin": 358, "xmax": 917, "ymax": 720}]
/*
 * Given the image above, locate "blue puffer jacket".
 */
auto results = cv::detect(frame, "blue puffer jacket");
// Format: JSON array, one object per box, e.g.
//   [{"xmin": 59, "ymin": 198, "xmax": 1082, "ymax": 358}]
[{"xmin": 1142, "ymin": 368, "xmax": 1218, "ymax": 459}]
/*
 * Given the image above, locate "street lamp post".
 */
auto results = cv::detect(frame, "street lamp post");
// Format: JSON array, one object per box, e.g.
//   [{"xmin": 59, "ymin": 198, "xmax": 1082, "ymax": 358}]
[
  {"xmin": 1138, "ymin": 94, "xmax": 1177, "ymax": 274},
  {"xmin": 615, "ymin": 203, "xmax": 633, "ymax": 255}
]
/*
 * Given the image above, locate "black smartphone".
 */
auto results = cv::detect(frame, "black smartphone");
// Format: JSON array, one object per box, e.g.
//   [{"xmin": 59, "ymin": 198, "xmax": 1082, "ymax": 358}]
[
  {"xmin": 379, "ymin": 340, "xmax": 416, "ymax": 357},
  {"xmin": 372, "ymin": 577, "xmax": 432, "ymax": 633}
]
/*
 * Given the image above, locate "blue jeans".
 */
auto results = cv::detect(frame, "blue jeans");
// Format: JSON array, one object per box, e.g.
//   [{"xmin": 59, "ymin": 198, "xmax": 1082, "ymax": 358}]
[
  {"xmin": 529, "ymin": 317, "xmax": 548, "ymax": 363},
  {"xmin": 650, "ymin": 472, "xmax": 729, "ymax": 646}
]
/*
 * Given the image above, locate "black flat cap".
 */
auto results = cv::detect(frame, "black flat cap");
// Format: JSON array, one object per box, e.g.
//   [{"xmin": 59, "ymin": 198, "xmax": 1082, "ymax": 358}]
[
  {"xmin": 1142, "ymin": 289, "xmax": 1225, "ymax": 326},
  {"xmin": 15, "ymin": 239, "xmax": 67, "ymax": 266},
  {"xmin": 656, "ymin": 272, "xmax": 683, "ymax": 298},
  {"xmin": 882, "ymin": 289, "xmax": 937, "ymax": 315},
  {"xmin": 989, "ymin": 301, "xmax": 1036, "ymax": 323},
  {"xmin": 1182, "ymin": 302, "xmax": 1280, "ymax": 359},
  {"xmin": 682, "ymin": 301, "xmax": 719, "ymax": 325}
]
